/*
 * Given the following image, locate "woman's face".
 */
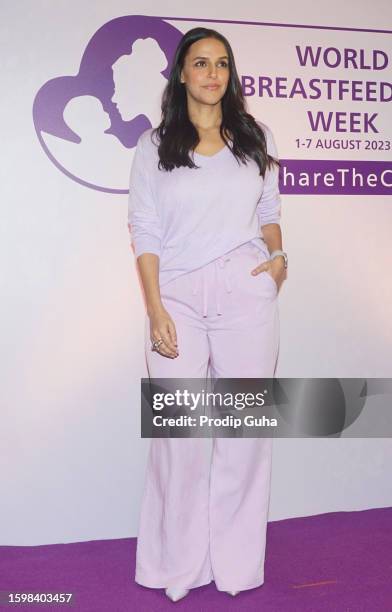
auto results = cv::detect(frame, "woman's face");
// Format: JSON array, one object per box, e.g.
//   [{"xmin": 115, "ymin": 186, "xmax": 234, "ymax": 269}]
[{"xmin": 180, "ymin": 37, "xmax": 230, "ymax": 106}]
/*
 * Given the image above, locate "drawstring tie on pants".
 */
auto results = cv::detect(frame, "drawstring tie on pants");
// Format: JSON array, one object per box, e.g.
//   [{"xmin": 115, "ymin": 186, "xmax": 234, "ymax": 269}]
[{"xmin": 191, "ymin": 255, "xmax": 233, "ymax": 317}]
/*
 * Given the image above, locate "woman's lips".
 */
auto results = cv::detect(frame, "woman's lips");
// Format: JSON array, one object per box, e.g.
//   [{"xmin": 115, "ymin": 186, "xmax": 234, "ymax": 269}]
[{"xmin": 204, "ymin": 85, "xmax": 219, "ymax": 90}]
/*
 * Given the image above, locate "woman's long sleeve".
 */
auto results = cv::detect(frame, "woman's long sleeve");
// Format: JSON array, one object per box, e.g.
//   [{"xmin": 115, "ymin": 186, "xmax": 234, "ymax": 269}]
[
  {"xmin": 256, "ymin": 123, "xmax": 282, "ymax": 227},
  {"xmin": 127, "ymin": 133, "xmax": 162, "ymax": 258}
]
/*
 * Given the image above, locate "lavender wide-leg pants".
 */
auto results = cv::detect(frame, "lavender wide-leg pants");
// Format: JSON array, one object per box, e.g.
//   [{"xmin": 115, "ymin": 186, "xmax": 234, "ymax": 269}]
[{"xmin": 135, "ymin": 240, "xmax": 280, "ymax": 592}]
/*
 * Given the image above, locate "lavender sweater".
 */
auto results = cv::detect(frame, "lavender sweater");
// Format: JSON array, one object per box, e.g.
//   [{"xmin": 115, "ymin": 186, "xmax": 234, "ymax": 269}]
[{"xmin": 127, "ymin": 120, "xmax": 281, "ymax": 287}]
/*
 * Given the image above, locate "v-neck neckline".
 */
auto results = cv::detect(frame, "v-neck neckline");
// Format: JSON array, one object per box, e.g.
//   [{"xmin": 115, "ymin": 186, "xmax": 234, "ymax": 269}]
[{"xmin": 192, "ymin": 141, "xmax": 232, "ymax": 160}]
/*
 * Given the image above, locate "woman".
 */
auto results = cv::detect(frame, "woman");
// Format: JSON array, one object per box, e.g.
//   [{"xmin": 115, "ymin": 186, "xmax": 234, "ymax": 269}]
[{"xmin": 128, "ymin": 26, "xmax": 287, "ymax": 602}]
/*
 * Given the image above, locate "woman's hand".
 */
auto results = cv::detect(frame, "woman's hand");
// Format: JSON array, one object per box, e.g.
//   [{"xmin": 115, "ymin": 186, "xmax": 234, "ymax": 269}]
[
  {"xmin": 251, "ymin": 256, "xmax": 286, "ymax": 290},
  {"xmin": 149, "ymin": 305, "xmax": 179, "ymax": 359}
]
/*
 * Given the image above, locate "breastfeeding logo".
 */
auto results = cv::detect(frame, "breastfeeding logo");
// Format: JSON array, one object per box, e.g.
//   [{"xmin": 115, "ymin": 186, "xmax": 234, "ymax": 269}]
[
  {"xmin": 32, "ymin": 16, "xmax": 182, "ymax": 193},
  {"xmin": 32, "ymin": 15, "xmax": 391, "ymax": 196},
  {"xmin": 141, "ymin": 378, "xmax": 392, "ymax": 438}
]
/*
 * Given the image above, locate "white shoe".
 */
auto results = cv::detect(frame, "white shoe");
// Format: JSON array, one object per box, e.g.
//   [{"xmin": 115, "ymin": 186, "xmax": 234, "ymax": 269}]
[
  {"xmin": 165, "ymin": 587, "xmax": 190, "ymax": 602},
  {"xmin": 226, "ymin": 590, "xmax": 240, "ymax": 596}
]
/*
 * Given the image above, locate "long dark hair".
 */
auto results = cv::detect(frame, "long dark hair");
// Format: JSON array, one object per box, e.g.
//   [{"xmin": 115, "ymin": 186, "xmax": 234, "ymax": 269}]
[{"xmin": 150, "ymin": 27, "xmax": 280, "ymax": 176}]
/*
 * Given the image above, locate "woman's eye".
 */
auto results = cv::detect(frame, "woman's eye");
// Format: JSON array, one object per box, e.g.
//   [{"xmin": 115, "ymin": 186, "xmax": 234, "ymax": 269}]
[{"xmin": 195, "ymin": 61, "xmax": 228, "ymax": 68}]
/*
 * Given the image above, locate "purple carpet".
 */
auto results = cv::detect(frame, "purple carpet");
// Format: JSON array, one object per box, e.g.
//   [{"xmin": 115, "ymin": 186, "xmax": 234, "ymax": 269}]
[{"xmin": 1, "ymin": 507, "xmax": 391, "ymax": 611}]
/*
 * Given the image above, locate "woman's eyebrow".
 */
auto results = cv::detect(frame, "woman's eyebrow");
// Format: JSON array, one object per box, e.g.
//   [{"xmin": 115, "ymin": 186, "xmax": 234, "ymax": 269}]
[{"xmin": 192, "ymin": 55, "xmax": 229, "ymax": 60}]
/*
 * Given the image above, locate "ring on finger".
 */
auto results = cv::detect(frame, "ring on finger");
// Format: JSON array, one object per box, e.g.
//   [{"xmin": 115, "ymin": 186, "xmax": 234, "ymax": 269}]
[{"xmin": 151, "ymin": 337, "xmax": 164, "ymax": 351}]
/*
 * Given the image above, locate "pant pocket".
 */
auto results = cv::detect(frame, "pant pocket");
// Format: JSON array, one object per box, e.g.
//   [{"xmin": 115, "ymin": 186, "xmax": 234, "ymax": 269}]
[{"xmin": 254, "ymin": 246, "xmax": 278, "ymax": 294}]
